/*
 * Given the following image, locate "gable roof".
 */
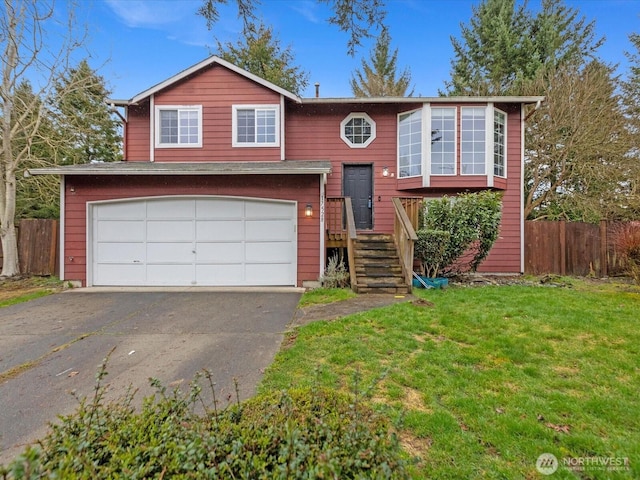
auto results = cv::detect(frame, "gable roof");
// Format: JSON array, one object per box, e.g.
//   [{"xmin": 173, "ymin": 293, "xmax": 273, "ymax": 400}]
[{"xmin": 111, "ymin": 56, "xmax": 301, "ymax": 106}]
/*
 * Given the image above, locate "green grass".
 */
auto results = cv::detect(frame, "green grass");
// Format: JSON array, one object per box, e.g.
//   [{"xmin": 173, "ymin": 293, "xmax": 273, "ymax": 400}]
[
  {"xmin": 298, "ymin": 287, "xmax": 357, "ymax": 307},
  {"xmin": 262, "ymin": 282, "xmax": 640, "ymax": 479},
  {"xmin": 0, "ymin": 276, "xmax": 63, "ymax": 308}
]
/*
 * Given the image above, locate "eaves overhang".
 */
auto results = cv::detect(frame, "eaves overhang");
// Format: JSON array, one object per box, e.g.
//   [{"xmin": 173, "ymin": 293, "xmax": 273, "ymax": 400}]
[
  {"xmin": 27, "ymin": 161, "xmax": 332, "ymax": 176},
  {"xmin": 300, "ymin": 96, "xmax": 546, "ymax": 105}
]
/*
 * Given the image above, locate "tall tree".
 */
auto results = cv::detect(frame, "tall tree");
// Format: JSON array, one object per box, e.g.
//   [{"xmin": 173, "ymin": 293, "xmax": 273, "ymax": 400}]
[
  {"xmin": 523, "ymin": 61, "xmax": 636, "ymax": 221},
  {"xmin": 199, "ymin": 0, "xmax": 386, "ymax": 56},
  {"xmin": 622, "ymin": 33, "xmax": 640, "ymax": 153},
  {"xmin": 51, "ymin": 60, "xmax": 122, "ymax": 166},
  {"xmin": 0, "ymin": 0, "xmax": 85, "ymax": 276},
  {"xmin": 215, "ymin": 22, "xmax": 309, "ymax": 95},
  {"xmin": 350, "ymin": 27, "xmax": 413, "ymax": 97},
  {"xmin": 445, "ymin": 0, "xmax": 602, "ymax": 95}
]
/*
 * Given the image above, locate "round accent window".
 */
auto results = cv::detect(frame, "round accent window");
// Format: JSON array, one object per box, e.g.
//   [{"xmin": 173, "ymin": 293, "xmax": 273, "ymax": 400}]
[{"xmin": 340, "ymin": 113, "xmax": 376, "ymax": 148}]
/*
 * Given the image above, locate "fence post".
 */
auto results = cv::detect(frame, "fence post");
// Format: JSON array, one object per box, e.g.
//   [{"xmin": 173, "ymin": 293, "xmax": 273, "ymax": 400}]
[{"xmin": 600, "ymin": 220, "xmax": 608, "ymax": 277}]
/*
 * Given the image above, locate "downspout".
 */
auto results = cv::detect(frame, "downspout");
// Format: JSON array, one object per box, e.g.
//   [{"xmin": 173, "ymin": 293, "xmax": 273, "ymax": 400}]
[{"xmin": 520, "ymin": 103, "xmax": 526, "ymax": 273}]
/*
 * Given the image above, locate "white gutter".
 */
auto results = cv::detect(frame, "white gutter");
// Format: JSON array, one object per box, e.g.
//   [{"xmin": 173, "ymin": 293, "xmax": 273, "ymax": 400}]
[{"xmin": 59, "ymin": 176, "xmax": 65, "ymax": 281}]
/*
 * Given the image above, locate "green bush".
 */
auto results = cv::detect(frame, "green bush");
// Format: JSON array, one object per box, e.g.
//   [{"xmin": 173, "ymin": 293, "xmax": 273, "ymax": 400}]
[
  {"xmin": 416, "ymin": 191, "xmax": 502, "ymax": 276},
  {"xmin": 1, "ymin": 363, "xmax": 407, "ymax": 479}
]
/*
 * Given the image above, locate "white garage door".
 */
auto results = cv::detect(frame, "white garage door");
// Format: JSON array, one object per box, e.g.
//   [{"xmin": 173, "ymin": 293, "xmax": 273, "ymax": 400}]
[{"xmin": 90, "ymin": 197, "xmax": 297, "ymax": 286}]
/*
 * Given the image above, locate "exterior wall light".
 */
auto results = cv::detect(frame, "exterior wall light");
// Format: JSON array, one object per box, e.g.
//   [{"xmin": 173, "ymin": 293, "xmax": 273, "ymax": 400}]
[
  {"xmin": 382, "ymin": 166, "xmax": 389, "ymax": 177},
  {"xmin": 305, "ymin": 203, "xmax": 313, "ymax": 217}
]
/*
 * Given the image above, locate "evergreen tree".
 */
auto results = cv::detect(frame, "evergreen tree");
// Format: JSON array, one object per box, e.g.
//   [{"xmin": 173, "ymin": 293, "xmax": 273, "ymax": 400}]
[
  {"xmin": 215, "ymin": 22, "xmax": 309, "ymax": 96},
  {"xmin": 52, "ymin": 60, "xmax": 122, "ymax": 166},
  {"xmin": 350, "ymin": 27, "xmax": 413, "ymax": 97},
  {"xmin": 445, "ymin": 0, "xmax": 602, "ymax": 95}
]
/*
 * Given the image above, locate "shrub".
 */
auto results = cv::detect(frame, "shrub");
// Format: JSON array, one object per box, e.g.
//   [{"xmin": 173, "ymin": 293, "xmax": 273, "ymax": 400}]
[
  {"xmin": 0, "ymin": 361, "xmax": 407, "ymax": 479},
  {"xmin": 613, "ymin": 222, "xmax": 640, "ymax": 284},
  {"xmin": 321, "ymin": 254, "xmax": 350, "ymax": 288},
  {"xmin": 416, "ymin": 191, "xmax": 502, "ymax": 276}
]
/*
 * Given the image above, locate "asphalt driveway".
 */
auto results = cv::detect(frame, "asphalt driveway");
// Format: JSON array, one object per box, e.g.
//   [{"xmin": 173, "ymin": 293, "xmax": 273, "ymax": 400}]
[{"xmin": 0, "ymin": 289, "xmax": 301, "ymax": 464}]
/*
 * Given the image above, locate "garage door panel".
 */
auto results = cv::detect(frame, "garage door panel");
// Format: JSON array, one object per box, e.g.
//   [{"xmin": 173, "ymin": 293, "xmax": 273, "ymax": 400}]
[
  {"xmin": 196, "ymin": 199, "xmax": 243, "ymax": 218},
  {"xmin": 196, "ymin": 264, "xmax": 244, "ymax": 284},
  {"xmin": 147, "ymin": 264, "xmax": 194, "ymax": 285},
  {"xmin": 196, "ymin": 221, "xmax": 243, "ymax": 242},
  {"xmin": 147, "ymin": 221, "xmax": 193, "ymax": 242},
  {"xmin": 96, "ymin": 243, "xmax": 145, "ymax": 263},
  {"xmin": 246, "ymin": 264, "xmax": 292, "ymax": 285},
  {"xmin": 96, "ymin": 202, "xmax": 146, "ymax": 219},
  {"xmin": 246, "ymin": 219, "xmax": 293, "ymax": 241},
  {"xmin": 246, "ymin": 242, "xmax": 293, "ymax": 263},
  {"xmin": 98, "ymin": 221, "xmax": 145, "ymax": 242},
  {"xmin": 93, "ymin": 197, "xmax": 297, "ymax": 286},
  {"xmin": 196, "ymin": 243, "xmax": 243, "ymax": 263},
  {"xmin": 246, "ymin": 201, "xmax": 293, "ymax": 218},
  {"xmin": 147, "ymin": 199, "xmax": 195, "ymax": 218},
  {"xmin": 147, "ymin": 243, "xmax": 194, "ymax": 263},
  {"xmin": 95, "ymin": 264, "xmax": 147, "ymax": 285}
]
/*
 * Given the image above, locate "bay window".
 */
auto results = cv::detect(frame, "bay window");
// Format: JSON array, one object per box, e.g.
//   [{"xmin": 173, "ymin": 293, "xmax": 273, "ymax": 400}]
[{"xmin": 398, "ymin": 109, "xmax": 422, "ymax": 178}]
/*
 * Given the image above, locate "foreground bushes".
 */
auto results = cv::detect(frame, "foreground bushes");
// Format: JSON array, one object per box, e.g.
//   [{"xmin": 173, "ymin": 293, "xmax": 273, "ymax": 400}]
[{"xmin": 1, "ymin": 366, "xmax": 407, "ymax": 479}]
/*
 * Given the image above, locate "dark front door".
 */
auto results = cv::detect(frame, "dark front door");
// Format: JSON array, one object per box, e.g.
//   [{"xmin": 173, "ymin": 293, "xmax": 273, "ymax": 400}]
[{"xmin": 343, "ymin": 164, "xmax": 373, "ymax": 229}]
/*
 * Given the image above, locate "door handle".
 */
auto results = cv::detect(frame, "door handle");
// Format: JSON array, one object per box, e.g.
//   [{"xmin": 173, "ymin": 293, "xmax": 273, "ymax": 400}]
[{"xmin": 367, "ymin": 196, "xmax": 372, "ymax": 209}]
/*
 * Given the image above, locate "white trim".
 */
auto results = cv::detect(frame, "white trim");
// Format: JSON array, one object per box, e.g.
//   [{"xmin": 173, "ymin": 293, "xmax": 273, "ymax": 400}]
[
  {"xmin": 154, "ymin": 105, "xmax": 203, "ymax": 148},
  {"xmin": 340, "ymin": 112, "xmax": 377, "ymax": 148},
  {"xmin": 125, "ymin": 56, "xmax": 300, "ymax": 105},
  {"xmin": 428, "ymin": 105, "xmax": 458, "ymax": 178},
  {"xmin": 520, "ymin": 104, "xmax": 526, "ymax": 273},
  {"xmin": 460, "ymin": 106, "xmax": 487, "ymax": 176},
  {"xmin": 320, "ymin": 174, "xmax": 326, "ymax": 276},
  {"xmin": 280, "ymin": 96, "xmax": 286, "ymax": 160},
  {"xmin": 422, "ymin": 105, "xmax": 430, "ymax": 187},
  {"xmin": 486, "ymin": 103, "xmax": 494, "ymax": 187},
  {"xmin": 60, "ymin": 176, "xmax": 65, "ymax": 281},
  {"xmin": 232, "ymin": 104, "xmax": 281, "ymax": 147},
  {"xmin": 397, "ymin": 108, "xmax": 423, "ymax": 179},
  {"xmin": 149, "ymin": 95, "xmax": 155, "ymax": 162},
  {"xmin": 493, "ymin": 107, "xmax": 508, "ymax": 179}
]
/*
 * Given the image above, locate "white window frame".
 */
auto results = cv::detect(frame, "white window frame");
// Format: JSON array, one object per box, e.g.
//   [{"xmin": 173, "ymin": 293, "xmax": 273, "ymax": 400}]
[
  {"xmin": 493, "ymin": 107, "xmax": 507, "ymax": 178},
  {"xmin": 428, "ymin": 106, "xmax": 457, "ymax": 176},
  {"xmin": 232, "ymin": 104, "xmax": 280, "ymax": 147},
  {"xmin": 460, "ymin": 106, "xmax": 487, "ymax": 175},
  {"xmin": 397, "ymin": 108, "xmax": 423, "ymax": 178},
  {"xmin": 340, "ymin": 112, "xmax": 376, "ymax": 148},
  {"xmin": 155, "ymin": 105, "xmax": 202, "ymax": 148}
]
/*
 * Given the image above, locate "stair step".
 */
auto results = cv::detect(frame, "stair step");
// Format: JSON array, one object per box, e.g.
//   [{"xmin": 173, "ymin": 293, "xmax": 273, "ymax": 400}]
[{"xmin": 356, "ymin": 285, "xmax": 410, "ymax": 294}]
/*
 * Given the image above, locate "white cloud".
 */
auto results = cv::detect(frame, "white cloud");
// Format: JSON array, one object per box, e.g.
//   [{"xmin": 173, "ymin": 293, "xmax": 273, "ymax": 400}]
[
  {"xmin": 290, "ymin": 0, "xmax": 322, "ymax": 24},
  {"xmin": 105, "ymin": 0, "xmax": 199, "ymax": 28}
]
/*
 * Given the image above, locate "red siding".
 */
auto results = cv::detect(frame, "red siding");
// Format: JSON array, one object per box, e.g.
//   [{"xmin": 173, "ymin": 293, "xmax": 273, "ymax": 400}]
[
  {"xmin": 286, "ymin": 101, "xmax": 524, "ymax": 273},
  {"xmin": 63, "ymin": 175, "xmax": 321, "ymax": 286},
  {"xmin": 125, "ymin": 64, "xmax": 282, "ymax": 162}
]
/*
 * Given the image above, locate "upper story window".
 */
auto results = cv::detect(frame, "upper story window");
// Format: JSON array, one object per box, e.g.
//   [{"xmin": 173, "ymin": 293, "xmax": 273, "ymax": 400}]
[
  {"xmin": 340, "ymin": 113, "xmax": 376, "ymax": 148},
  {"xmin": 430, "ymin": 107, "xmax": 456, "ymax": 175},
  {"xmin": 493, "ymin": 109, "xmax": 506, "ymax": 177},
  {"xmin": 461, "ymin": 107, "xmax": 486, "ymax": 175},
  {"xmin": 156, "ymin": 105, "xmax": 202, "ymax": 148},
  {"xmin": 232, "ymin": 105, "xmax": 280, "ymax": 147},
  {"xmin": 398, "ymin": 109, "xmax": 422, "ymax": 178}
]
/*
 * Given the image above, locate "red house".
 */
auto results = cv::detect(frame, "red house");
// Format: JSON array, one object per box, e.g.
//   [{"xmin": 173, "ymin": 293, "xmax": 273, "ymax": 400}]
[{"xmin": 31, "ymin": 57, "xmax": 543, "ymax": 292}]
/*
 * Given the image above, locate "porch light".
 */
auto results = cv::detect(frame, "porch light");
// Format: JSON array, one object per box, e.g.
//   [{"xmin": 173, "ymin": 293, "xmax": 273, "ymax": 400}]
[
  {"xmin": 382, "ymin": 166, "xmax": 389, "ymax": 177},
  {"xmin": 305, "ymin": 203, "xmax": 313, "ymax": 217}
]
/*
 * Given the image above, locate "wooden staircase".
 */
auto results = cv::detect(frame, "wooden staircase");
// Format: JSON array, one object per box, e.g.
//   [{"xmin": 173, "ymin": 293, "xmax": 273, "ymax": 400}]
[{"xmin": 353, "ymin": 233, "xmax": 410, "ymax": 294}]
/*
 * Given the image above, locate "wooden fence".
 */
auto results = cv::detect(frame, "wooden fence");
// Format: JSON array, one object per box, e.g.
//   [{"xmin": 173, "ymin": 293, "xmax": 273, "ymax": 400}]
[
  {"xmin": 0, "ymin": 219, "xmax": 59, "ymax": 276},
  {"xmin": 524, "ymin": 220, "xmax": 628, "ymax": 277}
]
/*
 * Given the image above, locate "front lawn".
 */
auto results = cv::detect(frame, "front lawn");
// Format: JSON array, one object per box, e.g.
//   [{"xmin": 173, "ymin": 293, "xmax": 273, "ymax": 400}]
[{"xmin": 260, "ymin": 281, "xmax": 640, "ymax": 479}]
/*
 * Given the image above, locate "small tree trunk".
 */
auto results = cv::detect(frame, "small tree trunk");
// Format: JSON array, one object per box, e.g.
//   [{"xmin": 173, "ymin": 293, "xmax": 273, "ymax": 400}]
[{"xmin": 0, "ymin": 223, "xmax": 20, "ymax": 277}]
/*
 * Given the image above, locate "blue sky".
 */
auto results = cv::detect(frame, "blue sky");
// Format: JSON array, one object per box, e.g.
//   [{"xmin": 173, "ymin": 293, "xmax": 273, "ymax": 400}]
[{"xmin": 73, "ymin": 0, "xmax": 640, "ymax": 99}]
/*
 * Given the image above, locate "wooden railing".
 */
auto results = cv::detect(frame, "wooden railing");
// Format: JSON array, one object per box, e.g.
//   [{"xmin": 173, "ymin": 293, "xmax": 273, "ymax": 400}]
[
  {"xmin": 344, "ymin": 197, "xmax": 358, "ymax": 289},
  {"xmin": 399, "ymin": 197, "xmax": 422, "ymax": 231},
  {"xmin": 326, "ymin": 197, "xmax": 348, "ymax": 247},
  {"xmin": 392, "ymin": 197, "xmax": 418, "ymax": 291}
]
